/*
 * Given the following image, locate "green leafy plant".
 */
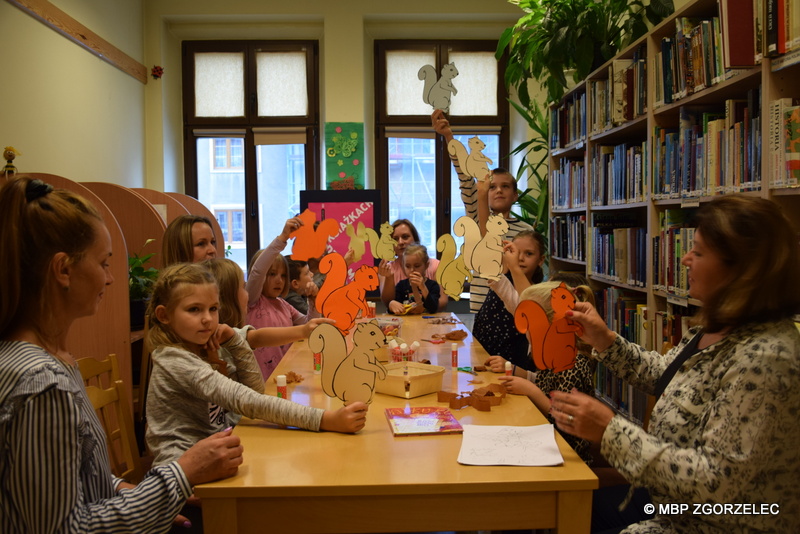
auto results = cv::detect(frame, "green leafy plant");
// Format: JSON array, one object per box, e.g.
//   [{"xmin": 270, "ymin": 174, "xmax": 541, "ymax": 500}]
[
  {"xmin": 498, "ymin": 0, "xmax": 674, "ymax": 105},
  {"xmin": 128, "ymin": 239, "xmax": 159, "ymax": 301}
]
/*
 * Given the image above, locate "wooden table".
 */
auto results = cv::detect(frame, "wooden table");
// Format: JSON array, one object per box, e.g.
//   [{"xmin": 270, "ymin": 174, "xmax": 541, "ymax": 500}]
[{"xmin": 195, "ymin": 313, "xmax": 597, "ymax": 533}]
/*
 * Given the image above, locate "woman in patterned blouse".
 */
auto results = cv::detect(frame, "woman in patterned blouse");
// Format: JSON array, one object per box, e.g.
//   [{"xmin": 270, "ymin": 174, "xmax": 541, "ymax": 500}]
[
  {"xmin": 0, "ymin": 177, "xmax": 244, "ymax": 533},
  {"xmin": 550, "ymin": 195, "xmax": 800, "ymax": 534}
]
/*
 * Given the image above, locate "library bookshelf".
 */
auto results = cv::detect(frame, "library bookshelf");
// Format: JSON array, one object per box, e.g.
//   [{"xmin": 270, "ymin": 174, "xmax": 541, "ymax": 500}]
[{"xmin": 547, "ymin": 0, "xmax": 800, "ymax": 424}]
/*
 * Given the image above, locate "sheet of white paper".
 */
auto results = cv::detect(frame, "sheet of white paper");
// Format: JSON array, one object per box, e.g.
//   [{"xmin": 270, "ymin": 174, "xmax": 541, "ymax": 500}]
[{"xmin": 457, "ymin": 424, "xmax": 564, "ymax": 466}]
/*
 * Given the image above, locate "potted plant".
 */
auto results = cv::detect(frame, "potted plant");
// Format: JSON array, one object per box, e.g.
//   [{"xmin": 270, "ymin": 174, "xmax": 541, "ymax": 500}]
[
  {"xmin": 498, "ymin": 0, "xmax": 674, "ymax": 105},
  {"xmin": 129, "ymin": 239, "xmax": 158, "ymax": 330}
]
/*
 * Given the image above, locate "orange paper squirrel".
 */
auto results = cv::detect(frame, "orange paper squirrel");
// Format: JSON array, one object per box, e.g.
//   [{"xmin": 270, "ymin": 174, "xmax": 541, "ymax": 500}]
[
  {"xmin": 514, "ymin": 282, "xmax": 584, "ymax": 373},
  {"xmin": 289, "ymin": 209, "xmax": 339, "ymax": 261},
  {"xmin": 315, "ymin": 252, "xmax": 379, "ymax": 335}
]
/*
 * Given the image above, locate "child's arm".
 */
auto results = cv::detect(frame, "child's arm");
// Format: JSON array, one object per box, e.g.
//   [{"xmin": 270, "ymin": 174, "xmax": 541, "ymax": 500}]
[
  {"xmin": 219, "ymin": 327, "xmax": 264, "ymax": 393},
  {"xmin": 245, "ymin": 218, "xmax": 300, "ymax": 306},
  {"xmin": 488, "ymin": 276, "xmax": 520, "ymax": 315},
  {"xmin": 498, "ymin": 375, "xmax": 550, "ymax": 415},
  {"xmin": 433, "ymin": 110, "xmax": 478, "ymax": 222},
  {"xmin": 246, "ymin": 318, "xmax": 336, "ymax": 348},
  {"xmin": 477, "ymin": 176, "xmax": 490, "ymax": 237},
  {"xmin": 379, "ymin": 260, "xmax": 398, "ymax": 308}
]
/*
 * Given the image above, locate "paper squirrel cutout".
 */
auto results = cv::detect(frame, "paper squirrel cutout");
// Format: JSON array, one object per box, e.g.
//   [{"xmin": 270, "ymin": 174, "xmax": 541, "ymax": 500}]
[
  {"xmin": 435, "ymin": 233, "xmax": 472, "ymax": 300},
  {"xmin": 418, "ymin": 63, "xmax": 458, "ymax": 113},
  {"xmin": 514, "ymin": 282, "xmax": 583, "ymax": 373},
  {"xmin": 453, "ymin": 214, "xmax": 508, "ymax": 281},
  {"xmin": 315, "ymin": 252, "xmax": 379, "ymax": 335},
  {"xmin": 290, "ymin": 209, "xmax": 339, "ymax": 261},
  {"xmin": 309, "ymin": 321, "xmax": 387, "ymax": 404},
  {"xmin": 447, "ymin": 136, "xmax": 493, "ymax": 182},
  {"xmin": 344, "ymin": 221, "xmax": 397, "ymax": 263}
]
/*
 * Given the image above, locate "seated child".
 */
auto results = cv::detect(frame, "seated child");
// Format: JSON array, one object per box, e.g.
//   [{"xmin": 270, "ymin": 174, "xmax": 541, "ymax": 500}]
[
  {"xmin": 496, "ymin": 280, "xmax": 597, "ymax": 464},
  {"xmin": 145, "ymin": 262, "xmax": 369, "ymax": 468},
  {"xmin": 473, "ymin": 230, "xmax": 545, "ymax": 371},
  {"xmin": 246, "ymin": 217, "xmax": 320, "ymax": 379},
  {"xmin": 284, "ymin": 257, "xmax": 318, "ymax": 315},
  {"xmin": 388, "ymin": 244, "xmax": 442, "ymax": 315}
]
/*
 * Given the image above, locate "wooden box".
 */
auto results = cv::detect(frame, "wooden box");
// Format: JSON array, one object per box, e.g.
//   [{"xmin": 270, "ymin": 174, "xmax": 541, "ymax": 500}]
[{"xmin": 376, "ymin": 362, "xmax": 444, "ymax": 399}]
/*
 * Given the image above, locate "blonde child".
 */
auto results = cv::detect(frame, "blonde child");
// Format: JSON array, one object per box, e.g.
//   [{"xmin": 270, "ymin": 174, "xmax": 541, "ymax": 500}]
[
  {"xmin": 145, "ymin": 262, "xmax": 368, "ymax": 469},
  {"xmin": 388, "ymin": 244, "xmax": 441, "ymax": 315},
  {"xmin": 495, "ymin": 280, "xmax": 596, "ymax": 464},
  {"xmin": 473, "ymin": 230, "xmax": 545, "ymax": 371},
  {"xmin": 284, "ymin": 257, "xmax": 318, "ymax": 315},
  {"xmin": 246, "ymin": 217, "xmax": 319, "ymax": 379}
]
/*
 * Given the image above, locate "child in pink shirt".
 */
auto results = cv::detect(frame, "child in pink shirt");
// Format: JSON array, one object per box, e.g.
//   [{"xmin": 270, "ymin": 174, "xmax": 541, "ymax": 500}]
[{"xmin": 246, "ymin": 217, "xmax": 320, "ymax": 379}]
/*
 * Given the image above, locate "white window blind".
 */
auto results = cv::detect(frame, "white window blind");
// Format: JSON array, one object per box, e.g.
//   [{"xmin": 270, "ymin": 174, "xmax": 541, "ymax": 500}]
[
  {"xmin": 386, "ymin": 50, "xmax": 436, "ymax": 116},
  {"xmin": 194, "ymin": 53, "xmax": 245, "ymax": 117},
  {"xmin": 256, "ymin": 51, "xmax": 308, "ymax": 117},
  {"xmin": 447, "ymin": 51, "xmax": 498, "ymax": 116}
]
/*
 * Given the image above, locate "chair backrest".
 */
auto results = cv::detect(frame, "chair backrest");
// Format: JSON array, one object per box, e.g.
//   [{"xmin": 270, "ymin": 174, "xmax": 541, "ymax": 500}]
[
  {"xmin": 77, "ymin": 355, "xmax": 144, "ymax": 483},
  {"xmin": 136, "ymin": 316, "xmax": 153, "ymax": 425}
]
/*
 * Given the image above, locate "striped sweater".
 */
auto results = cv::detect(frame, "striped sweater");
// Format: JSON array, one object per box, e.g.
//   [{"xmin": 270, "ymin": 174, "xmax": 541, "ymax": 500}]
[{"xmin": 0, "ymin": 341, "xmax": 191, "ymax": 533}]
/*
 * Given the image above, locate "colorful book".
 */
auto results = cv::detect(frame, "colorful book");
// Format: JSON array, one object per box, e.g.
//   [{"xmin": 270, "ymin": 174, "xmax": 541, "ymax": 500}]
[
  {"xmin": 720, "ymin": 0, "xmax": 757, "ymax": 67},
  {"xmin": 785, "ymin": 106, "xmax": 800, "ymax": 186},
  {"xmin": 385, "ymin": 407, "xmax": 463, "ymax": 436}
]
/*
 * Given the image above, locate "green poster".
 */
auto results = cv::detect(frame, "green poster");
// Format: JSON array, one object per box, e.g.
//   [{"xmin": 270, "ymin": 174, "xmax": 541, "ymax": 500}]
[{"xmin": 325, "ymin": 122, "xmax": 364, "ymax": 189}]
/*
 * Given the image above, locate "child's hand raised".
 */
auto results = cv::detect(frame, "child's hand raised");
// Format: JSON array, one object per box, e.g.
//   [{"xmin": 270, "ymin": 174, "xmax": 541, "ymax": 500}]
[
  {"xmin": 320, "ymin": 401, "xmax": 369, "ymax": 433},
  {"xmin": 281, "ymin": 217, "xmax": 303, "ymax": 241}
]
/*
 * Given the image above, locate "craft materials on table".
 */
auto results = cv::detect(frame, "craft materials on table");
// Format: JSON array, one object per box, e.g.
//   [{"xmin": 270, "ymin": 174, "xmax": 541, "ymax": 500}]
[{"xmin": 385, "ymin": 406, "xmax": 463, "ymax": 436}]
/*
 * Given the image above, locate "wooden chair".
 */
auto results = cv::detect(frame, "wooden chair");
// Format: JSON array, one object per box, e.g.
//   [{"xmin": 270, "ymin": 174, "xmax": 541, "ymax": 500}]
[{"xmin": 77, "ymin": 354, "xmax": 144, "ymax": 483}]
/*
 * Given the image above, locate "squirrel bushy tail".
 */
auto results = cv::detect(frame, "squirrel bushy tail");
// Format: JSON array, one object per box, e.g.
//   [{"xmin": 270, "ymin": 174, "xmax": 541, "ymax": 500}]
[
  {"xmin": 514, "ymin": 300, "xmax": 549, "ymax": 371},
  {"xmin": 307, "ymin": 322, "xmax": 346, "ymax": 398},
  {"xmin": 418, "ymin": 65, "xmax": 436, "ymax": 105},
  {"xmin": 436, "ymin": 234, "xmax": 456, "ymax": 289},
  {"xmin": 453, "ymin": 215, "xmax": 480, "ymax": 271},
  {"xmin": 315, "ymin": 253, "xmax": 346, "ymax": 313}
]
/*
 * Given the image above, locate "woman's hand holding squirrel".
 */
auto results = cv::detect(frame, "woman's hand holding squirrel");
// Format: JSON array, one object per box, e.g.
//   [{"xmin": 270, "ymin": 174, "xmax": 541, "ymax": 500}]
[{"xmin": 566, "ymin": 301, "xmax": 617, "ymax": 353}]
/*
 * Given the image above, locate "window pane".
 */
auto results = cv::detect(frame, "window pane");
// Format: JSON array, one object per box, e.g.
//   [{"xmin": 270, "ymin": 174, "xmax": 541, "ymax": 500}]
[
  {"xmin": 257, "ymin": 51, "xmax": 308, "ymax": 117},
  {"xmin": 213, "ymin": 139, "xmax": 227, "ymax": 168},
  {"xmin": 447, "ymin": 51, "xmax": 498, "ymax": 116},
  {"xmin": 386, "ymin": 50, "xmax": 436, "ymax": 116},
  {"xmin": 388, "ymin": 136, "xmax": 436, "ymax": 252},
  {"xmin": 449, "ymin": 133, "xmax": 501, "ymax": 249},
  {"xmin": 196, "ymin": 137, "xmax": 248, "ymax": 272},
  {"xmin": 195, "ymin": 53, "xmax": 245, "ymax": 117},
  {"xmin": 230, "ymin": 138, "xmax": 244, "ymax": 168},
  {"xmin": 256, "ymin": 143, "xmax": 306, "ymax": 255},
  {"xmin": 232, "ymin": 211, "xmax": 245, "ymax": 242}
]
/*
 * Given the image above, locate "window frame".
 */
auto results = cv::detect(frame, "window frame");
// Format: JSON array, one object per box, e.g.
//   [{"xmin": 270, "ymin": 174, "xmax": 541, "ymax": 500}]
[
  {"xmin": 374, "ymin": 40, "xmax": 509, "ymax": 244},
  {"xmin": 182, "ymin": 40, "xmax": 320, "ymax": 260}
]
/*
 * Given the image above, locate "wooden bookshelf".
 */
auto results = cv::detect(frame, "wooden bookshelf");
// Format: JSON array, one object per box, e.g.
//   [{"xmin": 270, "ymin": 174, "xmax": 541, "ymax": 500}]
[{"xmin": 547, "ymin": 0, "xmax": 800, "ymax": 421}]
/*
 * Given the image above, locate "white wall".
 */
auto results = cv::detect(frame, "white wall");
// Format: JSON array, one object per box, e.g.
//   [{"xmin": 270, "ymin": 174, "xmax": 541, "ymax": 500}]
[{"xmin": 0, "ymin": 0, "xmax": 145, "ymax": 186}]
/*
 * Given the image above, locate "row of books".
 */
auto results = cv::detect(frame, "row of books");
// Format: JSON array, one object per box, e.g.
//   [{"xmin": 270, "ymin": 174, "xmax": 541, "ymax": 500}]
[
  {"xmin": 590, "ymin": 52, "xmax": 648, "ymax": 134},
  {"xmin": 593, "ymin": 287, "xmax": 649, "ymax": 425},
  {"xmin": 652, "ymin": 209, "xmax": 696, "ymax": 297},
  {"xmin": 753, "ymin": 0, "xmax": 800, "ymax": 61},
  {"xmin": 768, "ymin": 97, "xmax": 800, "ymax": 187},
  {"xmin": 590, "ymin": 225, "xmax": 648, "ymax": 287},
  {"xmin": 651, "ymin": 92, "xmax": 762, "ymax": 199},
  {"xmin": 550, "ymin": 213, "xmax": 586, "ymax": 262},
  {"xmin": 654, "ymin": 15, "xmax": 750, "ymax": 109},
  {"xmin": 551, "ymin": 159, "xmax": 586, "ymax": 210},
  {"xmin": 590, "ymin": 141, "xmax": 647, "ymax": 206},
  {"xmin": 549, "ymin": 91, "xmax": 587, "ymax": 150}
]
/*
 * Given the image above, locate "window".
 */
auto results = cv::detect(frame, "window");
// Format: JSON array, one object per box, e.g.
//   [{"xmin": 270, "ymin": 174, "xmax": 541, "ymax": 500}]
[
  {"xmin": 375, "ymin": 40, "xmax": 508, "ymax": 253},
  {"xmin": 183, "ymin": 41, "xmax": 320, "ymax": 274}
]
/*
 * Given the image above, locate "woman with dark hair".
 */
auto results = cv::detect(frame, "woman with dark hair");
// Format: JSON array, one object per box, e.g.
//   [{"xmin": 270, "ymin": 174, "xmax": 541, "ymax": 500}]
[
  {"xmin": 377, "ymin": 218, "xmax": 448, "ymax": 311},
  {"xmin": 550, "ymin": 195, "xmax": 800, "ymax": 533},
  {"xmin": 0, "ymin": 177, "xmax": 243, "ymax": 532}
]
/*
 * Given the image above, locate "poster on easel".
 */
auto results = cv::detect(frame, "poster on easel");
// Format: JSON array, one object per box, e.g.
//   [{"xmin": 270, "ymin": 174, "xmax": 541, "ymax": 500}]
[{"xmin": 324, "ymin": 122, "xmax": 364, "ymax": 189}]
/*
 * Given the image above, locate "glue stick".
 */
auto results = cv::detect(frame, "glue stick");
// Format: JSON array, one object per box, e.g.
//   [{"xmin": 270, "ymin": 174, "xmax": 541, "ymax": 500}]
[
  {"xmin": 409, "ymin": 341, "xmax": 420, "ymax": 362},
  {"xmin": 313, "ymin": 352, "xmax": 322, "ymax": 374},
  {"xmin": 400, "ymin": 343, "xmax": 409, "ymax": 362},
  {"xmin": 451, "ymin": 343, "xmax": 458, "ymax": 369},
  {"xmin": 276, "ymin": 375, "xmax": 287, "ymax": 399},
  {"xmin": 505, "ymin": 361, "xmax": 513, "ymax": 376}
]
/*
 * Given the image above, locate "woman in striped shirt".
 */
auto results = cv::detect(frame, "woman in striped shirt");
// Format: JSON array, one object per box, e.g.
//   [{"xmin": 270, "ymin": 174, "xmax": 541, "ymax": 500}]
[{"xmin": 0, "ymin": 177, "xmax": 243, "ymax": 533}]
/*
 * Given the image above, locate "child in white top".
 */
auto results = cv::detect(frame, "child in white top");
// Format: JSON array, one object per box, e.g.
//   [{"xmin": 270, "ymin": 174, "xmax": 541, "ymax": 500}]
[{"xmin": 145, "ymin": 262, "xmax": 368, "ymax": 467}]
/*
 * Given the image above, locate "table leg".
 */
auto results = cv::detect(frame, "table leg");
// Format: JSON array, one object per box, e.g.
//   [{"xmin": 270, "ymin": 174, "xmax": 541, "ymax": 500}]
[{"xmin": 555, "ymin": 489, "xmax": 592, "ymax": 534}]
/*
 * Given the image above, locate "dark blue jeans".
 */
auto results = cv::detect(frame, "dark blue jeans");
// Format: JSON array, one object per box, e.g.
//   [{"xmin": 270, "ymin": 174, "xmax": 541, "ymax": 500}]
[{"xmin": 592, "ymin": 484, "xmax": 653, "ymax": 534}]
